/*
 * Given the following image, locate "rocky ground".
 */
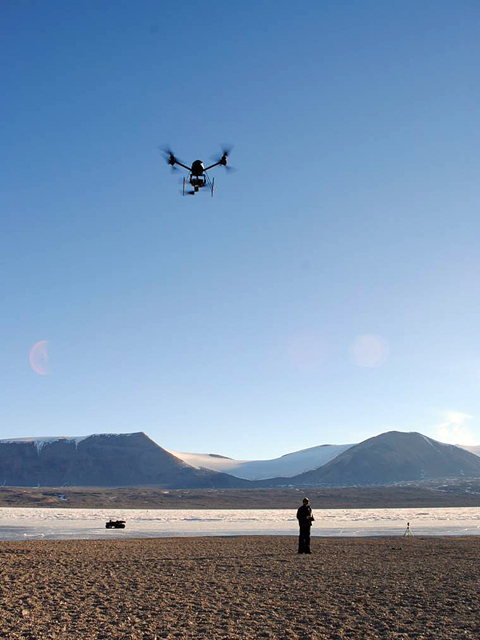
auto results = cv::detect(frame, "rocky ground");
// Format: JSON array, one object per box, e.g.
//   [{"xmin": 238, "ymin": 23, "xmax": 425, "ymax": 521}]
[
  {"xmin": 0, "ymin": 536, "xmax": 479, "ymax": 639},
  {"xmin": 2, "ymin": 483, "xmax": 480, "ymax": 509}
]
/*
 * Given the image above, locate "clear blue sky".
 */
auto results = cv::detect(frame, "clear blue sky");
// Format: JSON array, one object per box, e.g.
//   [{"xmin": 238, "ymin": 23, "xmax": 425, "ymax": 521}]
[{"xmin": 2, "ymin": 1, "xmax": 480, "ymax": 458}]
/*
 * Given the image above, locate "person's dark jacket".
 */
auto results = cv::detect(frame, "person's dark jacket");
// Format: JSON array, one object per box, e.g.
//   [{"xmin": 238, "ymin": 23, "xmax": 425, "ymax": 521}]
[{"xmin": 296, "ymin": 504, "xmax": 314, "ymax": 527}]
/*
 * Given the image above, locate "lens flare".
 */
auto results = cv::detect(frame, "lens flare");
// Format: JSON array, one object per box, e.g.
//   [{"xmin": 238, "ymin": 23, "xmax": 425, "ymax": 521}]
[
  {"xmin": 29, "ymin": 340, "xmax": 50, "ymax": 375},
  {"xmin": 350, "ymin": 334, "xmax": 389, "ymax": 368}
]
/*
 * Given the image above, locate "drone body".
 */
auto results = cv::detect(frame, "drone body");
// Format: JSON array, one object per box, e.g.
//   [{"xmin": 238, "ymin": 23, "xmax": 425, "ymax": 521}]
[
  {"xmin": 162, "ymin": 146, "xmax": 232, "ymax": 196},
  {"xmin": 191, "ymin": 160, "xmax": 205, "ymax": 176}
]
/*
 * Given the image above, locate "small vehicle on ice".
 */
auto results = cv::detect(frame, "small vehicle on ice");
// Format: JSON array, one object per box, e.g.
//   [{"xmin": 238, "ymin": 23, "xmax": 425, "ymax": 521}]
[{"xmin": 105, "ymin": 519, "xmax": 126, "ymax": 529}]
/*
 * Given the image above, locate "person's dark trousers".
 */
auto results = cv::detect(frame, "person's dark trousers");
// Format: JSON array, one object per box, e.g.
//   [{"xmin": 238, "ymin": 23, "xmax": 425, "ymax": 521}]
[{"xmin": 298, "ymin": 525, "xmax": 311, "ymax": 554}]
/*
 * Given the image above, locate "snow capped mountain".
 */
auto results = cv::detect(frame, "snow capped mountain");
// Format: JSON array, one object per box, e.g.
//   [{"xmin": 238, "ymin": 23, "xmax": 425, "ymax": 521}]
[
  {"xmin": 0, "ymin": 435, "xmax": 103, "ymax": 453},
  {"xmin": 1, "ymin": 431, "xmax": 479, "ymax": 488},
  {"xmin": 0, "ymin": 432, "xmax": 250, "ymax": 488},
  {"xmin": 282, "ymin": 431, "xmax": 480, "ymax": 486},
  {"xmin": 167, "ymin": 443, "xmax": 354, "ymax": 480}
]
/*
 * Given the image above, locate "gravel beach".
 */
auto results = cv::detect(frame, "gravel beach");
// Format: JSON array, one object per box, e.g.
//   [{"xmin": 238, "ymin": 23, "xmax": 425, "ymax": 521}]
[{"xmin": 1, "ymin": 536, "xmax": 478, "ymax": 639}]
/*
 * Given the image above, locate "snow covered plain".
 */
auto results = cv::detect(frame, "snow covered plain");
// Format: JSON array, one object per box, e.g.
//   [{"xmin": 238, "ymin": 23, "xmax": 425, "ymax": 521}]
[{"xmin": 1, "ymin": 507, "xmax": 479, "ymax": 541}]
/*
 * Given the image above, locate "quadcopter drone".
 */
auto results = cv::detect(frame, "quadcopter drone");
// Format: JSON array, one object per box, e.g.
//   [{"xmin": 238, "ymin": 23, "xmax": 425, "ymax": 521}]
[{"xmin": 161, "ymin": 146, "xmax": 233, "ymax": 196}]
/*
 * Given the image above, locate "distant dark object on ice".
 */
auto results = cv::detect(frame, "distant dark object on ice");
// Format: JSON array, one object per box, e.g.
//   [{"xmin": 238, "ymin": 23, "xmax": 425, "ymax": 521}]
[{"xmin": 105, "ymin": 519, "xmax": 126, "ymax": 529}]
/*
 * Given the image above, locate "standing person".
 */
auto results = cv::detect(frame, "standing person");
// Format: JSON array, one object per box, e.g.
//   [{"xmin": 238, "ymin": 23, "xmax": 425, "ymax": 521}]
[{"xmin": 296, "ymin": 497, "xmax": 314, "ymax": 554}]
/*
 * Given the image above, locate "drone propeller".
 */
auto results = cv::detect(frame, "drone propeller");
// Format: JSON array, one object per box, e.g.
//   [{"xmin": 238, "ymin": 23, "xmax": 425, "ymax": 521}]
[
  {"xmin": 211, "ymin": 145, "xmax": 235, "ymax": 171},
  {"xmin": 159, "ymin": 145, "xmax": 180, "ymax": 171},
  {"xmin": 220, "ymin": 144, "xmax": 233, "ymax": 157}
]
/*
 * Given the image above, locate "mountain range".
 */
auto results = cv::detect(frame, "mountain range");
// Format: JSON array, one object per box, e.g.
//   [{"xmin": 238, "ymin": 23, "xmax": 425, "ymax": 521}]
[
  {"xmin": 1, "ymin": 430, "xmax": 479, "ymax": 488},
  {"xmin": 0, "ymin": 433, "xmax": 248, "ymax": 489}
]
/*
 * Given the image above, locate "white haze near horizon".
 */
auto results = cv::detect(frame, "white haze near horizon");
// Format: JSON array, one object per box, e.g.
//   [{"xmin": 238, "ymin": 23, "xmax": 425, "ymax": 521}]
[{"xmin": 1, "ymin": 507, "xmax": 479, "ymax": 541}]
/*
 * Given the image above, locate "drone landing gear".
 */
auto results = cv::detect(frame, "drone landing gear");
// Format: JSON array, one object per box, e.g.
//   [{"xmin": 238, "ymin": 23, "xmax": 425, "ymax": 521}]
[
  {"xmin": 182, "ymin": 177, "xmax": 194, "ymax": 196},
  {"xmin": 181, "ymin": 174, "xmax": 214, "ymax": 196}
]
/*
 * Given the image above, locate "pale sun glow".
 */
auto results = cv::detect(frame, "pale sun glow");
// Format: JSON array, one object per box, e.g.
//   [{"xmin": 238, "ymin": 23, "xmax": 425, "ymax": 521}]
[{"xmin": 435, "ymin": 411, "xmax": 478, "ymax": 446}]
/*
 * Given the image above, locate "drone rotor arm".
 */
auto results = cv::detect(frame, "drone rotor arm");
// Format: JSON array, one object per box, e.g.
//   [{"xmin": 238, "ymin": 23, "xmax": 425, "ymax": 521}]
[
  {"xmin": 172, "ymin": 160, "xmax": 191, "ymax": 171},
  {"xmin": 206, "ymin": 146, "xmax": 233, "ymax": 172},
  {"xmin": 203, "ymin": 160, "xmax": 223, "ymax": 171}
]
